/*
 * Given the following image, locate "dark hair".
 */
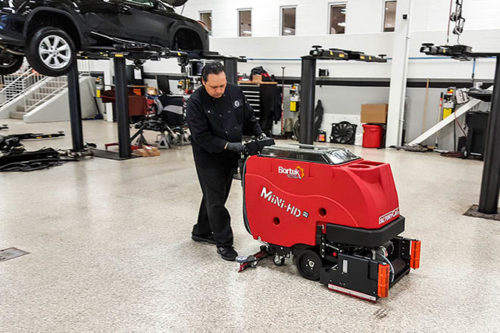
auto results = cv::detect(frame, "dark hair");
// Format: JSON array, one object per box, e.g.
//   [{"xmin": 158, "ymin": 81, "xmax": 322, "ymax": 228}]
[{"xmin": 202, "ymin": 62, "xmax": 225, "ymax": 82}]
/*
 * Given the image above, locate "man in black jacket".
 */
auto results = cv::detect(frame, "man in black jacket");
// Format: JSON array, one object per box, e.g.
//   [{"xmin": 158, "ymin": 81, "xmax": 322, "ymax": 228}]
[{"xmin": 186, "ymin": 62, "xmax": 263, "ymax": 261}]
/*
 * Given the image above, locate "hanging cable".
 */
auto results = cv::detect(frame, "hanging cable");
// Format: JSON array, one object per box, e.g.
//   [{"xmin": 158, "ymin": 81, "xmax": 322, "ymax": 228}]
[
  {"xmin": 472, "ymin": 57, "xmax": 477, "ymax": 85},
  {"xmin": 447, "ymin": 0, "xmax": 453, "ymax": 44},
  {"xmin": 450, "ymin": 0, "xmax": 465, "ymax": 44}
]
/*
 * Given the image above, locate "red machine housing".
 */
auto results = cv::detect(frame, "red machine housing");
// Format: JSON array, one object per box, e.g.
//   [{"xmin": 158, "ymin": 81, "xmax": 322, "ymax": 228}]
[
  {"xmin": 241, "ymin": 144, "xmax": 419, "ymax": 301},
  {"xmin": 244, "ymin": 154, "xmax": 400, "ymax": 248}
]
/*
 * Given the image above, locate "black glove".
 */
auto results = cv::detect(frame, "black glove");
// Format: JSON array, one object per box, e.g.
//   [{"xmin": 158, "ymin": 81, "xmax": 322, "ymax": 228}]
[
  {"xmin": 226, "ymin": 142, "xmax": 246, "ymax": 153},
  {"xmin": 257, "ymin": 133, "xmax": 267, "ymax": 140}
]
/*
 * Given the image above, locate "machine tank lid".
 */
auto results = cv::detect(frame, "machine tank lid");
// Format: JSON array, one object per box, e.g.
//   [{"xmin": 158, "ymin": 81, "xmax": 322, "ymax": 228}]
[{"xmin": 260, "ymin": 144, "xmax": 360, "ymax": 165}]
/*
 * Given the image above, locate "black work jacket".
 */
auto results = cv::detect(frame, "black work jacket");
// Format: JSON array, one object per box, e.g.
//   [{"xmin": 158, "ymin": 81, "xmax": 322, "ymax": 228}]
[{"xmin": 186, "ymin": 84, "xmax": 263, "ymax": 166}]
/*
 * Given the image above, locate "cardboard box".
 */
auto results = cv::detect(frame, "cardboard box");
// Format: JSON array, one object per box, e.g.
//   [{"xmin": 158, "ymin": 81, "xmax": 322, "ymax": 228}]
[
  {"xmin": 251, "ymin": 74, "xmax": 262, "ymax": 83},
  {"xmin": 361, "ymin": 104, "xmax": 388, "ymax": 124},
  {"xmin": 132, "ymin": 146, "xmax": 160, "ymax": 157}
]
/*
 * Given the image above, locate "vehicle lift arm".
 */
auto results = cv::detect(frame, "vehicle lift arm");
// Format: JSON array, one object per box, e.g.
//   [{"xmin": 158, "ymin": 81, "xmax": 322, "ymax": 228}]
[
  {"xmin": 420, "ymin": 43, "xmax": 500, "ymax": 215},
  {"xmin": 69, "ymin": 43, "xmax": 245, "ymax": 160},
  {"xmin": 299, "ymin": 46, "xmax": 387, "ymax": 144}
]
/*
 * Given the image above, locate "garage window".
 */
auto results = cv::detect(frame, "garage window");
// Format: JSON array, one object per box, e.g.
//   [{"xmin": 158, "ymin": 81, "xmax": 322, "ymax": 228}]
[
  {"xmin": 199, "ymin": 11, "xmax": 212, "ymax": 35},
  {"xmin": 384, "ymin": 1, "xmax": 397, "ymax": 32},
  {"xmin": 239, "ymin": 9, "xmax": 252, "ymax": 37},
  {"xmin": 329, "ymin": 3, "xmax": 346, "ymax": 34},
  {"xmin": 281, "ymin": 6, "xmax": 296, "ymax": 36}
]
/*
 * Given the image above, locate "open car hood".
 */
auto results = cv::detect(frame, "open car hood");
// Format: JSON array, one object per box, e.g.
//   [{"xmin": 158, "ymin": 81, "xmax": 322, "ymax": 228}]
[{"xmin": 162, "ymin": 0, "xmax": 188, "ymax": 6}]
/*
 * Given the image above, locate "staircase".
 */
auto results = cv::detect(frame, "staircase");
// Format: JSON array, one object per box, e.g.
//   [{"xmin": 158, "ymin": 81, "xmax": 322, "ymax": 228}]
[
  {"xmin": 0, "ymin": 62, "xmax": 101, "ymax": 122},
  {"xmin": 9, "ymin": 76, "xmax": 68, "ymax": 119},
  {"xmin": 0, "ymin": 68, "xmax": 45, "ymax": 110}
]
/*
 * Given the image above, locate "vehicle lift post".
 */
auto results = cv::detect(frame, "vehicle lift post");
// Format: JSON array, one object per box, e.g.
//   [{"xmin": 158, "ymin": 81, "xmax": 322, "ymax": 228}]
[
  {"xmin": 66, "ymin": 50, "xmax": 244, "ymax": 160},
  {"xmin": 299, "ymin": 56, "xmax": 317, "ymax": 145},
  {"xmin": 67, "ymin": 62, "xmax": 84, "ymax": 152},
  {"xmin": 420, "ymin": 43, "xmax": 500, "ymax": 217},
  {"xmin": 113, "ymin": 54, "xmax": 132, "ymax": 159},
  {"xmin": 66, "ymin": 55, "xmax": 131, "ymax": 159},
  {"xmin": 478, "ymin": 56, "xmax": 500, "ymax": 214},
  {"xmin": 223, "ymin": 57, "xmax": 238, "ymax": 85},
  {"xmin": 298, "ymin": 47, "xmax": 386, "ymax": 145}
]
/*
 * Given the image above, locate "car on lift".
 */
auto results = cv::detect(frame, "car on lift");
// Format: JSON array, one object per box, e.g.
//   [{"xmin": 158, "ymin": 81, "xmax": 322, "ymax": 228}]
[{"xmin": 0, "ymin": 0, "xmax": 208, "ymax": 76}]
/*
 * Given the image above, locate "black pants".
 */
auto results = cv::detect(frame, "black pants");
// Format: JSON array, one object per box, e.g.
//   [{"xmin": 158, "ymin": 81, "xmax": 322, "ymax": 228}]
[{"xmin": 193, "ymin": 161, "xmax": 236, "ymax": 247}]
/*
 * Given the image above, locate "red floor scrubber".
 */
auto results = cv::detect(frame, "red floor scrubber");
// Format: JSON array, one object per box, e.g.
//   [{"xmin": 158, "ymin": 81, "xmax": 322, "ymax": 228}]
[{"xmin": 238, "ymin": 140, "xmax": 421, "ymax": 302}]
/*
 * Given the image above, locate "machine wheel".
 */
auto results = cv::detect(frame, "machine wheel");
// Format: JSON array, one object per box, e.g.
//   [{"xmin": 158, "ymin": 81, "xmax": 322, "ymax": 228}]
[
  {"xmin": 296, "ymin": 249, "xmax": 322, "ymax": 281},
  {"xmin": 0, "ymin": 53, "xmax": 24, "ymax": 75},
  {"xmin": 460, "ymin": 146, "xmax": 468, "ymax": 159},
  {"xmin": 273, "ymin": 254, "xmax": 285, "ymax": 266},
  {"xmin": 167, "ymin": 131, "xmax": 175, "ymax": 146},
  {"xmin": 26, "ymin": 27, "xmax": 76, "ymax": 76}
]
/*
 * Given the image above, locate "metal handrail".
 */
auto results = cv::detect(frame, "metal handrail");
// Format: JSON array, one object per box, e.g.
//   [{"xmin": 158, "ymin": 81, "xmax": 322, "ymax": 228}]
[
  {"xmin": 1, "ymin": 69, "xmax": 84, "ymax": 117},
  {"xmin": 0, "ymin": 69, "xmax": 46, "ymax": 109},
  {"xmin": 0, "ymin": 68, "xmax": 34, "ymax": 93},
  {"xmin": 23, "ymin": 76, "xmax": 68, "ymax": 113}
]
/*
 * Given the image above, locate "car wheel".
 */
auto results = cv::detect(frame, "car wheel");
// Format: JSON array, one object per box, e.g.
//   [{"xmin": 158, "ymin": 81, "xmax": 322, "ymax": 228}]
[
  {"xmin": 0, "ymin": 53, "xmax": 24, "ymax": 75},
  {"xmin": 26, "ymin": 27, "xmax": 76, "ymax": 76},
  {"xmin": 0, "ymin": 52, "xmax": 24, "ymax": 75}
]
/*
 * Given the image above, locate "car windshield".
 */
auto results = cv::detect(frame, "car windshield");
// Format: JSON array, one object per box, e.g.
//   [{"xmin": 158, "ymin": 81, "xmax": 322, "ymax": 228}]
[
  {"xmin": 158, "ymin": 0, "xmax": 175, "ymax": 11},
  {"xmin": 126, "ymin": 0, "xmax": 156, "ymax": 8}
]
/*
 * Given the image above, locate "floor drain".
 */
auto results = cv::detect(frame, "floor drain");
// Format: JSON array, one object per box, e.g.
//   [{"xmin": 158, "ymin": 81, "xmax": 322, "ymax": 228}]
[{"xmin": 0, "ymin": 247, "xmax": 29, "ymax": 262}]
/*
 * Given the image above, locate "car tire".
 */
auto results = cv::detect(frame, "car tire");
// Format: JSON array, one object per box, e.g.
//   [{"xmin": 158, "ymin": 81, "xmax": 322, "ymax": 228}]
[
  {"xmin": 0, "ymin": 53, "xmax": 24, "ymax": 75},
  {"xmin": 26, "ymin": 27, "xmax": 76, "ymax": 77}
]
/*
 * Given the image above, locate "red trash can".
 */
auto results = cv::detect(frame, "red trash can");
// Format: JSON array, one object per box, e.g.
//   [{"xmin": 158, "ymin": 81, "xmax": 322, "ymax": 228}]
[{"xmin": 362, "ymin": 124, "xmax": 383, "ymax": 148}]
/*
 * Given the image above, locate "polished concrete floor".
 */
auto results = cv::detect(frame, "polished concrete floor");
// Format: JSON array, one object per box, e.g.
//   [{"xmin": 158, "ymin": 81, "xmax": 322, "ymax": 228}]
[{"xmin": 1, "ymin": 119, "xmax": 499, "ymax": 332}]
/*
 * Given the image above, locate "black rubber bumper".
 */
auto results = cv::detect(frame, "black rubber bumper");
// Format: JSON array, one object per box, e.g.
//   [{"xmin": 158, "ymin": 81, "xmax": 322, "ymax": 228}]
[{"xmin": 325, "ymin": 216, "xmax": 405, "ymax": 247}]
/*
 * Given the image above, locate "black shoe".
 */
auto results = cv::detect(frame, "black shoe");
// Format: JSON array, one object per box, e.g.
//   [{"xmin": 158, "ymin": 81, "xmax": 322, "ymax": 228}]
[
  {"xmin": 217, "ymin": 246, "xmax": 238, "ymax": 261},
  {"xmin": 191, "ymin": 233, "xmax": 216, "ymax": 245}
]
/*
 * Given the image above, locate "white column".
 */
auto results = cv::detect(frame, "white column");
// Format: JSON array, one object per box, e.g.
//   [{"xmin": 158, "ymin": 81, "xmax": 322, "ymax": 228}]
[{"xmin": 386, "ymin": 0, "xmax": 412, "ymax": 147}]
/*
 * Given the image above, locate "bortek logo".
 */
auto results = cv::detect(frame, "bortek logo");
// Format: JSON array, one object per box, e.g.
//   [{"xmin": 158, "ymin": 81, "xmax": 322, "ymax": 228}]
[
  {"xmin": 379, "ymin": 208, "xmax": 400, "ymax": 225},
  {"xmin": 278, "ymin": 166, "xmax": 305, "ymax": 179}
]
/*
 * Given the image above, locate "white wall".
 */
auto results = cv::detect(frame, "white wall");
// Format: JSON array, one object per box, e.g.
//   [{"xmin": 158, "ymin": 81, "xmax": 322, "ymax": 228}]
[
  {"xmin": 24, "ymin": 77, "xmax": 100, "ymax": 123},
  {"xmin": 183, "ymin": 0, "xmax": 500, "ymax": 36},
  {"xmin": 181, "ymin": 0, "xmax": 500, "ymax": 151},
  {"xmin": 177, "ymin": 0, "xmax": 500, "ymax": 80},
  {"xmin": 84, "ymin": 0, "xmax": 500, "ymax": 79},
  {"xmin": 412, "ymin": 0, "xmax": 500, "ymax": 32},
  {"xmin": 346, "ymin": 0, "xmax": 386, "ymax": 34},
  {"xmin": 82, "ymin": 0, "xmax": 500, "ymax": 150}
]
